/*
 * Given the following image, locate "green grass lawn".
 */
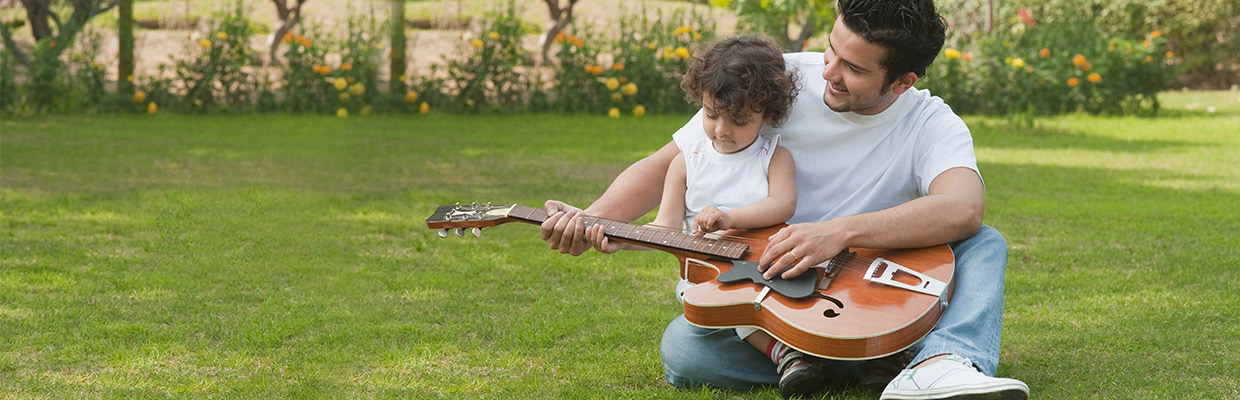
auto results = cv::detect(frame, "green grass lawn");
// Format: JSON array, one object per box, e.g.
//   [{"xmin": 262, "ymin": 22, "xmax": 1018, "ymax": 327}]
[{"xmin": 2, "ymin": 92, "xmax": 1238, "ymax": 399}]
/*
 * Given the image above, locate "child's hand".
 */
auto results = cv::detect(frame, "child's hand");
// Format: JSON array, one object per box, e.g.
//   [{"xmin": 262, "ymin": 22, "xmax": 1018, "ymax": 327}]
[
  {"xmin": 693, "ymin": 206, "xmax": 732, "ymax": 234},
  {"xmin": 585, "ymin": 223, "xmax": 624, "ymax": 254}
]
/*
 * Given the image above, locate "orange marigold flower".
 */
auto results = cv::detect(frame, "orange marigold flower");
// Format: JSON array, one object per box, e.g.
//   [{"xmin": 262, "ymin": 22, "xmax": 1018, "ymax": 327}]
[
  {"xmin": 1067, "ymin": 77, "xmax": 1080, "ymax": 87},
  {"xmin": 1165, "ymin": 51, "xmax": 1175, "ymax": 58},
  {"xmin": 282, "ymin": 32, "xmax": 294, "ymax": 43},
  {"xmin": 1039, "ymin": 48, "xmax": 1050, "ymax": 59},
  {"xmin": 568, "ymin": 35, "xmax": 584, "ymax": 48},
  {"xmin": 553, "ymin": 32, "xmax": 566, "ymax": 42},
  {"xmin": 962, "ymin": 53, "xmax": 972, "ymax": 61},
  {"xmin": 1072, "ymin": 54, "xmax": 1087, "ymax": 66},
  {"xmin": 296, "ymin": 36, "xmax": 312, "ymax": 47},
  {"xmin": 1087, "ymin": 73, "xmax": 1101, "ymax": 83},
  {"xmin": 612, "ymin": 63, "xmax": 624, "ymax": 72},
  {"xmin": 341, "ymin": 62, "xmax": 353, "ymax": 72},
  {"xmin": 1150, "ymin": 30, "xmax": 1162, "ymax": 38}
]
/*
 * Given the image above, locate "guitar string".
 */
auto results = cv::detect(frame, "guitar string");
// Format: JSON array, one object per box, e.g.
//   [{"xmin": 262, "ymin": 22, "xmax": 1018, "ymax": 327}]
[
  {"xmin": 514, "ymin": 206, "xmax": 899, "ymax": 274},
  {"xmin": 608, "ymin": 221, "xmax": 892, "ymax": 275}
]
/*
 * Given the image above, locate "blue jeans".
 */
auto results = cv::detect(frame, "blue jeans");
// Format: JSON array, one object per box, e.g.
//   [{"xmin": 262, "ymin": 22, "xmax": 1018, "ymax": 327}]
[{"xmin": 661, "ymin": 225, "xmax": 1009, "ymax": 389}]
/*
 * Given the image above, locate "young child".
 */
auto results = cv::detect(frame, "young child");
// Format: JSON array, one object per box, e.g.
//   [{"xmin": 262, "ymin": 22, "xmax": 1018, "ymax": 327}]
[{"xmin": 584, "ymin": 35, "xmax": 822, "ymax": 398}]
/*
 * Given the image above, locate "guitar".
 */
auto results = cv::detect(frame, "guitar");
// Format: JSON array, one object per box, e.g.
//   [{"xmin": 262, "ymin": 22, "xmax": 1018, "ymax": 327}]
[{"xmin": 426, "ymin": 202, "xmax": 955, "ymax": 360}]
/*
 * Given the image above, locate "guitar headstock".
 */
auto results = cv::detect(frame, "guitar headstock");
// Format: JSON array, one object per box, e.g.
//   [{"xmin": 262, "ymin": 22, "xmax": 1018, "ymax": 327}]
[{"xmin": 426, "ymin": 202, "xmax": 516, "ymax": 237}]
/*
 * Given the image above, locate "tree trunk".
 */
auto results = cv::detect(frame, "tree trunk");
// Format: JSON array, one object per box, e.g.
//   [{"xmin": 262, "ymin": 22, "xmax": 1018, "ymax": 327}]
[
  {"xmin": 537, "ymin": 0, "xmax": 578, "ymax": 67},
  {"xmin": 267, "ymin": 0, "xmax": 306, "ymax": 66},
  {"xmin": 118, "ymin": 0, "xmax": 134, "ymax": 97},
  {"xmin": 390, "ymin": 0, "xmax": 407, "ymax": 96}
]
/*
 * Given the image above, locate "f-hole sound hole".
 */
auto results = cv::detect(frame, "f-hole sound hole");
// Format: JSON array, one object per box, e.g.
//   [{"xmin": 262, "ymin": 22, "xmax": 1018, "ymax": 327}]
[{"xmin": 816, "ymin": 295, "xmax": 844, "ymax": 318}]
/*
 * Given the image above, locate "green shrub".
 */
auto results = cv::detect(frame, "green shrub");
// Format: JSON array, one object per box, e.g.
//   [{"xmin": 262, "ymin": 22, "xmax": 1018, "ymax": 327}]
[{"xmin": 923, "ymin": 8, "xmax": 1175, "ymax": 115}]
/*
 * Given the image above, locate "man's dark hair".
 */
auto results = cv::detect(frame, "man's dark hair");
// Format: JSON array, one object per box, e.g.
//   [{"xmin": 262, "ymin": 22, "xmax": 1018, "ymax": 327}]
[
  {"xmin": 837, "ymin": 0, "xmax": 946, "ymax": 85},
  {"xmin": 681, "ymin": 35, "xmax": 800, "ymax": 127}
]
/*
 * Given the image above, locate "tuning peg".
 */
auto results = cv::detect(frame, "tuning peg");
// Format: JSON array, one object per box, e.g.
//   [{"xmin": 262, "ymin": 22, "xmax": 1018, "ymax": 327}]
[
  {"xmin": 455, "ymin": 228, "xmax": 466, "ymax": 237},
  {"xmin": 438, "ymin": 229, "xmax": 450, "ymax": 238},
  {"xmin": 471, "ymin": 227, "xmax": 482, "ymax": 238}
]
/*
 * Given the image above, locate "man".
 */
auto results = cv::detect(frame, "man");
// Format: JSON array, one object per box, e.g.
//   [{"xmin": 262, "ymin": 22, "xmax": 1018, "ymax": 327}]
[{"xmin": 540, "ymin": 0, "xmax": 1029, "ymax": 399}]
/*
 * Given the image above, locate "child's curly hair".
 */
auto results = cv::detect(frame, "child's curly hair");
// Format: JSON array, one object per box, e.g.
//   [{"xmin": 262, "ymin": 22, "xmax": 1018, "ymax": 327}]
[{"xmin": 681, "ymin": 35, "xmax": 800, "ymax": 127}]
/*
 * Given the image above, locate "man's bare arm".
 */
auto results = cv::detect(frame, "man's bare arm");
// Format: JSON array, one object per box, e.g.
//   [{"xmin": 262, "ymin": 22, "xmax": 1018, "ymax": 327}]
[
  {"xmin": 541, "ymin": 141, "xmax": 681, "ymax": 255},
  {"xmin": 759, "ymin": 167, "xmax": 985, "ymax": 279}
]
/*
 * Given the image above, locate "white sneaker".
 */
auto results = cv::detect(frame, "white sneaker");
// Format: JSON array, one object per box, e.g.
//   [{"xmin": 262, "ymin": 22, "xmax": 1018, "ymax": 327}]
[{"xmin": 880, "ymin": 355, "xmax": 1028, "ymax": 400}]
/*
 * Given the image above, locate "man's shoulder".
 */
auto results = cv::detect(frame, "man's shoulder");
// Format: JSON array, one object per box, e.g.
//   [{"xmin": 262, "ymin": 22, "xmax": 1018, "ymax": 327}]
[
  {"xmin": 783, "ymin": 52, "xmax": 825, "ymax": 68},
  {"xmin": 902, "ymin": 88, "xmax": 965, "ymax": 126}
]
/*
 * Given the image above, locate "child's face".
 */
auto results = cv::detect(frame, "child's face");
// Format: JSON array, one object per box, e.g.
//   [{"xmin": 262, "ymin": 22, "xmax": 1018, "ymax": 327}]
[{"xmin": 701, "ymin": 94, "xmax": 766, "ymax": 154}]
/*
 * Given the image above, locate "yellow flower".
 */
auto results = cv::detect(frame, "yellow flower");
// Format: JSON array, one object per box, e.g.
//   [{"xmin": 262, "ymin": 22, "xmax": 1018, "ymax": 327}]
[
  {"xmin": 633, "ymin": 104, "xmax": 646, "ymax": 117},
  {"xmin": 216, "ymin": 32, "xmax": 228, "ymax": 40},
  {"xmin": 336, "ymin": 108, "xmax": 348, "ymax": 118},
  {"xmin": 675, "ymin": 46, "xmax": 690, "ymax": 59},
  {"xmin": 126, "ymin": 74, "xmax": 134, "ymax": 83},
  {"xmin": 339, "ymin": 92, "xmax": 351, "ymax": 102},
  {"xmin": 693, "ymin": 33, "xmax": 702, "ymax": 40},
  {"xmin": 620, "ymin": 82, "xmax": 638, "ymax": 96},
  {"xmin": 488, "ymin": 31, "xmax": 500, "ymax": 40},
  {"xmin": 944, "ymin": 48, "xmax": 961, "ymax": 59},
  {"xmin": 133, "ymin": 90, "xmax": 146, "ymax": 103},
  {"xmin": 611, "ymin": 92, "xmax": 624, "ymax": 102},
  {"xmin": 465, "ymin": 99, "xmax": 475, "ymax": 107},
  {"xmin": 146, "ymin": 102, "xmax": 157, "ymax": 114},
  {"xmin": 1150, "ymin": 30, "xmax": 1162, "ymax": 38},
  {"xmin": 199, "ymin": 39, "xmax": 211, "ymax": 49},
  {"xmin": 349, "ymin": 83, "xmax": 365, "ymax": 96},
  {"xmin": 1010, "ymin": 58, "xmax": 1026, "ymax": 68},
  {"xmin": 334, "ymin": 78, "xmax": 348, "ymax": 91},
  {"xmin": 1067, "ymin": 77, "xmax": 1080, "ymax": 87},
  {"xmin": 419, "ymin": 102, "xmax": 430, "ymax": 114},
  {"xmin": 193, "ymin": 99, "xmax": 203, "ymax": 107},
  {"xmin": 608, "ymin": 108, "xmax": 621, "ymax": 118},
  {"xmin": 471, "ymin": 39, "xmax": 483, "ymax": 49},
  {"xmin": 1165, "ymin": 51, "xmax": 1175, "ymax": 58},
  {"xmin": 406, "ymin": 90, "xmax": 419, "ymax": 103},
  {"xmin": 605, "ymin": 77, "xmax": 620, "ymax": 91},
  {"xmin": 1087, "ymin": 73, "xmax": 1101, "ymax": 83},
  {"xmin": 361, "ymin": 105, "xmax": 373, "ymax": 116}
]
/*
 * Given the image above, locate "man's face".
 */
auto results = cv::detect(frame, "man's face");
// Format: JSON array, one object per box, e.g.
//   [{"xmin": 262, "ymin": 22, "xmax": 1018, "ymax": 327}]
[{"xmin": 821, "ymin": 17, "xmax": 905, "ymax": 115}]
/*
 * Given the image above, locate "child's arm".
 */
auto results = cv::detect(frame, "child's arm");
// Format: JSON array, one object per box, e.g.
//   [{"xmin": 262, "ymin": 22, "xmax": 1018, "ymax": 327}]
[
  {"xmin": 586, "ymin": 153, "xmax": 689, "ymax": 253},
  {"xmin": 693, "ymin": 146, "xmax": 797, "ymax": 233}
]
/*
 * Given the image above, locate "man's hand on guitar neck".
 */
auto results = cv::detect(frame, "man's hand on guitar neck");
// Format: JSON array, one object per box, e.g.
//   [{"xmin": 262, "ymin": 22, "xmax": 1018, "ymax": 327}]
[{"xmin": 540, "ymin": 200, "xmax": 594, "ymax": 256}]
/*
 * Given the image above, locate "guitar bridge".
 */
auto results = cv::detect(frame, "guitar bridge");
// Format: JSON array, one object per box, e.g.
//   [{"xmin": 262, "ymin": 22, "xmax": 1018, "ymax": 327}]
[{"xmin": 864, "ymin": 257, "xmax": 947, "ymax": 297}]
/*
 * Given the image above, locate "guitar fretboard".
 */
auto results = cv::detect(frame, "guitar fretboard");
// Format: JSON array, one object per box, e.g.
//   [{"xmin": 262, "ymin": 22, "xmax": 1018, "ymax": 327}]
[{"xmin": 507, "ymin": 205, "xmax": 749, "ymax": 259}]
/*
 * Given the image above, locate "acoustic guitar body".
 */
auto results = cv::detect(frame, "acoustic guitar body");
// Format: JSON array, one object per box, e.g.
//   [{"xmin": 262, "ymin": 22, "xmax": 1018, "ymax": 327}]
[{"xmin": 679, "ymin": 226, "xmax": 955, "ymax": 360}]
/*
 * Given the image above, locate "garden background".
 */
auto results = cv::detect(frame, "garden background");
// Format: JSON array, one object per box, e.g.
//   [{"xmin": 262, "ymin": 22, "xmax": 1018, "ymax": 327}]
[{"xmin": 2, "ymin": 0, "xmax": 1239, "ymax": 398}]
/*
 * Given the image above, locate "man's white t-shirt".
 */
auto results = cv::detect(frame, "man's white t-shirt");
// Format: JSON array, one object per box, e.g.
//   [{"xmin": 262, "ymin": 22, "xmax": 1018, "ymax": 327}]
[{"xmin": 672, "ymin": 52, "xmax": 979, "ymax": 224}]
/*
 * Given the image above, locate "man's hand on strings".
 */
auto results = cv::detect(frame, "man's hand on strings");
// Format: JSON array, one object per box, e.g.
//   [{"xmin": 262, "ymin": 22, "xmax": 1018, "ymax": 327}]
[
  {"xmin": 540, "ymin": 200, "xmax": 592, "ymax": 256},
  {"xmin": 692, "ymin": 206, "xmax": 733, "ymax": 235},
  {"xmin": 759, "ymin": 220, "xmax": 850, "ymax": 280}
]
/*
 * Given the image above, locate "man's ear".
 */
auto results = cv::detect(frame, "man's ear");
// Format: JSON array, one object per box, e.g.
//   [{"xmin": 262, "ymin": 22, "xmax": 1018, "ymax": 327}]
[{"xmin": 890, "ymin": 71, "xmax": 919, "ymax": 95}]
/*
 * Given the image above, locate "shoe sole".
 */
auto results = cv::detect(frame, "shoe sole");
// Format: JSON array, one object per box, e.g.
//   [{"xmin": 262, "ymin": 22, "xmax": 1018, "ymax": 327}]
[{"xmin": 881, "ymin": 383, "xmax": 1028, "ymax": 400}]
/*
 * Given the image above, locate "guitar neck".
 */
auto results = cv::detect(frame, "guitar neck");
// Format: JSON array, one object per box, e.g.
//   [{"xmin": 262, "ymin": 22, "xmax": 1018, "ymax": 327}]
[{"xmin": 504, "ymin": 205, "xmax": 749, "ymax": 259}]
